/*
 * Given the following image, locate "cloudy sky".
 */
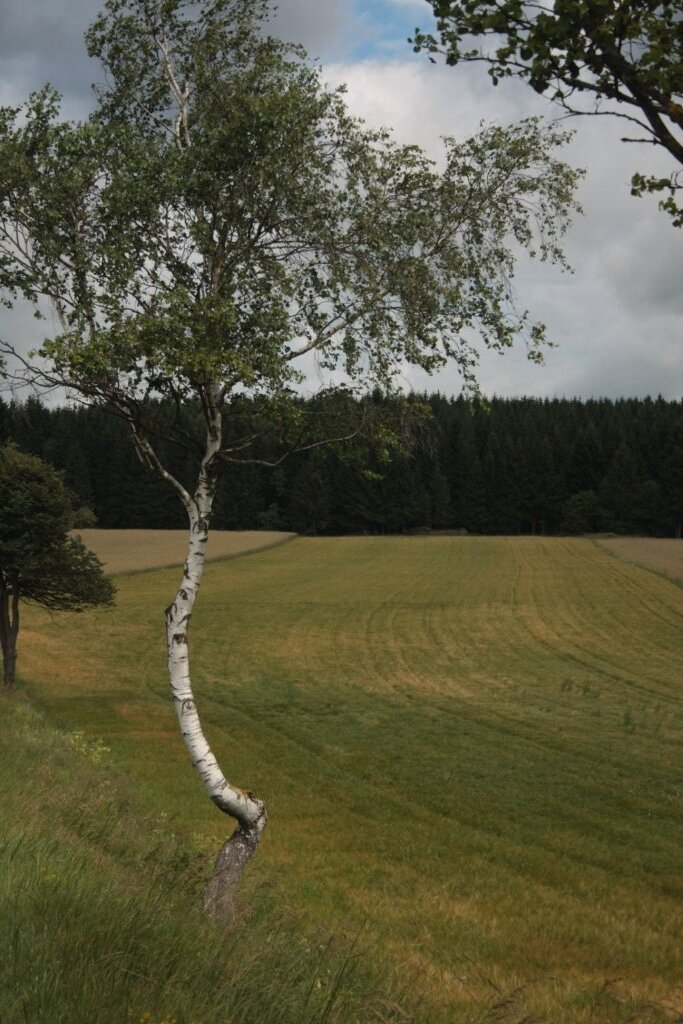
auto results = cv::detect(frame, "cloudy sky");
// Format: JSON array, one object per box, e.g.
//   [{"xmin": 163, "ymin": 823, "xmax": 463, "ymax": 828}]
[{"xmin": 0, "ymin": 0, "xmax": 681, "ymax": 400}]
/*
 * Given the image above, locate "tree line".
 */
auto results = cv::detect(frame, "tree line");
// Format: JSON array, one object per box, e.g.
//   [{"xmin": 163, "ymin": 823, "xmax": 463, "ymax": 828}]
[{"xmin": 2, "ymin": 393, "xmax": 681, "ymax": 538}]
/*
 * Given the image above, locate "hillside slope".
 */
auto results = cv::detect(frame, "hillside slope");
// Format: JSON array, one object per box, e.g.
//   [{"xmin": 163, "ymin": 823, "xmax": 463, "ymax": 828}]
[{"xmin": 0, "ymin": 698, "xmax": 418, "ymax": 1024}]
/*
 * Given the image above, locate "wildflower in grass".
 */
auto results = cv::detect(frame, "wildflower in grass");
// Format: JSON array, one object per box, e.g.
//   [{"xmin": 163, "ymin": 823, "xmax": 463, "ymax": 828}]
[{"xmin": 68, "ymin": 730, "xmax": 111, "ymax": 765}]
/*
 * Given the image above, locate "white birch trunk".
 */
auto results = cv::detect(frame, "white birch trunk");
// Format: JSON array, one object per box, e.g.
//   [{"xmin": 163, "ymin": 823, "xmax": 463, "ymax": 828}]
[{"xmin": 162, "ymin": 395, "xmax": 266, "ymax": 923}]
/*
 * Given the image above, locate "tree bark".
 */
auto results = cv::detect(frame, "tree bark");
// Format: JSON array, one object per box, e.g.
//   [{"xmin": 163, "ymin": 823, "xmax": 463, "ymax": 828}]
[
  {"xmin": 2, "ymin": 648, "xmax": 17, "ymax": 689},
  {"xmin": 0, "ymin": 589, "xmax": 18, "ymax": 689},
  {"xmin": 161, "ymin": 394, "xmax": 266, "ymax": 923},
  {"xmin": 203, "ymin": 821, "xmax": 263, "ymax": 925}
]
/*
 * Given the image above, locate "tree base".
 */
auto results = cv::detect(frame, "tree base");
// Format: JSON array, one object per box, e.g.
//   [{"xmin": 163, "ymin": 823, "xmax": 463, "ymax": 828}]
[{"xmin": 204, "ymin": 821, "xmax": 263, "ymax": 925}]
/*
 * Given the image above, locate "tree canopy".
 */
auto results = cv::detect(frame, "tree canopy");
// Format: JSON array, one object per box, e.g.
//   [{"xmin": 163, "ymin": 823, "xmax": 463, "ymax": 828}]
[
  {"xmin": 0, "ymin": 0, "xmax": 581, "ymax": 430},
  {"xmin": 413, "ymin": 0, "xmax": 683, "ymax": 224},
  {"xmin": 0, "ymin": 443, "xmax": 115, "ymax": 687}
]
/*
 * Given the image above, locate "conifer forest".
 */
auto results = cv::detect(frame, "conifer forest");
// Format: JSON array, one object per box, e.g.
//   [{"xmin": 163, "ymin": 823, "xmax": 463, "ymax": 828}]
[{"xmin": 3, "ymin": 394, "xmax": 681, "ymax": 538}]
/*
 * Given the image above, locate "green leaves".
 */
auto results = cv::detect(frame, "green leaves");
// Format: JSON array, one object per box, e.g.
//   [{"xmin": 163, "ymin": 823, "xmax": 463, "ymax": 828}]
[
  {"xmin": 0, "ymin": 444, "xmax": 115, "ymax": 611},
  {"xmin": 414, "ymin": 0, "xmax": 683, "ymax": 224},
  {"xmin": 631, "ymin": 171, "xmax": 683, "ymax": 227}
]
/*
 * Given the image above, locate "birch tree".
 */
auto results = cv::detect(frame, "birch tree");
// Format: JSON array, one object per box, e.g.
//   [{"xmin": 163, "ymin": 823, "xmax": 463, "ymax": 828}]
[{"xmin": 0, "ymin": 0, "xmax": 581, "ymax": 920}]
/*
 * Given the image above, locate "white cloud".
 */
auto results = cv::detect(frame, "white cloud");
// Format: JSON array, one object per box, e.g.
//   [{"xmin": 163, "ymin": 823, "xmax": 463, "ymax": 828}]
[{"xmin": 324, "ymin": 58, "xmax": 548, "ymax": 156}]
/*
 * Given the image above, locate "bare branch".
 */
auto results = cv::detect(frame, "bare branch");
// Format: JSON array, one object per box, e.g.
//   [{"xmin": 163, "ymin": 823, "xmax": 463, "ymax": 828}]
[{"xmin": 220, "ymin": 426, "xmax": 362, "ymax": 467}]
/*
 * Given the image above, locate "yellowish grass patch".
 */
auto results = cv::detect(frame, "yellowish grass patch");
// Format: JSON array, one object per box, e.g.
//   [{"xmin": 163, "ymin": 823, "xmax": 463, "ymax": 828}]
[
  {"xmin": 596, "ymin": 536, "xmax": 683, "ymax": 585},
  {"xmin": 74, "ymin": 528, "xmax": 295, "ymax": 575}
]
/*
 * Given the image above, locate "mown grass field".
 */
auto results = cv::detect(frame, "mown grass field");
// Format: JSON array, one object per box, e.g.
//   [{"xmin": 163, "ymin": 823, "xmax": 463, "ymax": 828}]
[{"xmin": 13, "ymin": 536, "xmax": 683, "ymax": 1023}]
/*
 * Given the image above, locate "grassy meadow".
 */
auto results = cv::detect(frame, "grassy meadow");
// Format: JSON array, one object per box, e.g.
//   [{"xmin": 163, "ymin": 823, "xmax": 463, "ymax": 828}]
[{"xmin": 6, "ymin": 535, "xmax": 683, "ymax": 1023}]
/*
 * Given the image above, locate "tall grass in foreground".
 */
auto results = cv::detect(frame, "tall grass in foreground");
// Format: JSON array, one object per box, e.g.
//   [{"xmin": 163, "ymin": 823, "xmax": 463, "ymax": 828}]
[{"xmin": 0, "ymin": 698, "xmax": 422, "ymax": 1024}]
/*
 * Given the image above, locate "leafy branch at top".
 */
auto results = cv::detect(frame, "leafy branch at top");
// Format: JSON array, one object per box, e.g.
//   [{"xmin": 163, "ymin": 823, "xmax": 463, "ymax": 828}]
[{"xmin": 413, "ymin": 0, "xmax": 683, "ymax": 224}]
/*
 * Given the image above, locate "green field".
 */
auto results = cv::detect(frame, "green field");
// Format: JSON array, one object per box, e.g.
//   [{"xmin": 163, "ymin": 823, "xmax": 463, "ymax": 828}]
[{"xmin": 12, "ymin": 536, "xmax": 683, "ymax": 1022}]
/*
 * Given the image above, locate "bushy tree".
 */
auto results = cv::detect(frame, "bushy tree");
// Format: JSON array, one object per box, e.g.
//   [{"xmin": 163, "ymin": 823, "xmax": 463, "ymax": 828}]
[
  {"xmin": 414, "ymin": 0, "xmax": 683, "ymax": 224},
  {"xmin": 0, "ymin": 0, "xmax": 579, "ymax": 917},
  {"xmin": 0, "ymin": 444, "xmax": 114, "ymax": 688},
  {"xmin": 561, "ymin": 490, "xmax": 602, "ymax": 535}
]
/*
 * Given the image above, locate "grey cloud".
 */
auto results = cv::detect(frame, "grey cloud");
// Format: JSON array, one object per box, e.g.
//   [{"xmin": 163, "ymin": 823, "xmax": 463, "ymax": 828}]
[
  {"xmin": 0, "ymin": 0, "xmax": 102, "ymax": 110},
  {"xmin": 269, "ymin": 0, "xmax": 356, "ymax": 58},
  {"xmin": 0, "ymin": 0, "xmax": 99, "ymax": 56}
]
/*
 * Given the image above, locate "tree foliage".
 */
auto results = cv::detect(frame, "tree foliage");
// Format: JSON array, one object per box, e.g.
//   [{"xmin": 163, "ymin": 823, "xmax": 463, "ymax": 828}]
[
  {"xmin": 0, "ymin": 0, "xmax": 581, "ymax": 428},
  {"xmin": 0, "ymin": 444, "xmax": 114, "ymax": 687},
  {"xmin": 413, "ymin": 0, "xmax": 683, "ymax": 224}
]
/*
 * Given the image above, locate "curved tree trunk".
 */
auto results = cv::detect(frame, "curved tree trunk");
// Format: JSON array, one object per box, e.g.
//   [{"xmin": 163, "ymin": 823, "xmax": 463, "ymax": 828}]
[{"xmin": 161, "ymin": 407, "xmax": 266, "ymax": 924}]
